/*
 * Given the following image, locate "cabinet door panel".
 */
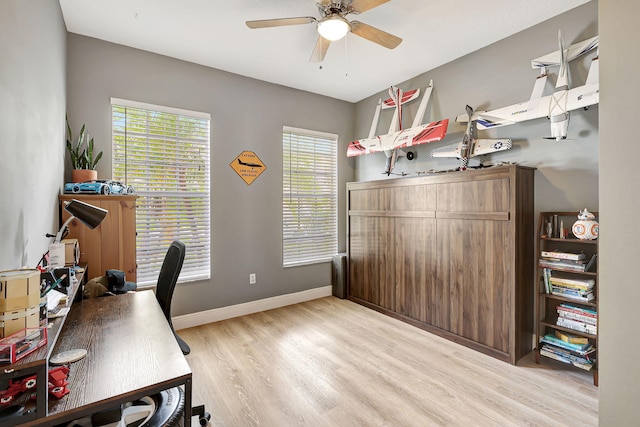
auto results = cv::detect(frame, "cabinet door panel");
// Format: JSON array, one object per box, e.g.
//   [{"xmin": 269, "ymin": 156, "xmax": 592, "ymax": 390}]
[
  {"xmin": 97, "ymin": 200, "xmax": 122, "ymax": 275},
  {"xmin": 437, "ymin": 178, "xmax": 510, "ymax": 212},
  {"xmin": 64, "ymin": 205, "xmax": 105, "ymax": 273},
  {"xmin": 395, "ymin": 217, "xmax": 436, "ymax": 322},
  {"xmin": 437, "ymin": 218, "xmax": 511, "ymax": 353},
  {"xmin": 349, "ymin": 216, "xmax": 395, "ymax": 310},
  {"xmin": 349, "ymin": 188, "xmax": 389, "ymax": 211},
  {"xmin": 389, "ymin": 185, "xmax": 436, "ymax": 211},
  {"xmin": 119, "ymin": 199, "xmax": 137, "ymax": 279},
  {"xmin": 348, "ymin": 216, "xmax": 367, "ymax": 301}
]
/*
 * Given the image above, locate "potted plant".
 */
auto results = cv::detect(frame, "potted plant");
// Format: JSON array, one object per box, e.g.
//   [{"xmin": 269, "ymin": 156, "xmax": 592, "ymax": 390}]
[{"xmin": 66, "ymin": 115, "xmax": 103, "ymax": 183}]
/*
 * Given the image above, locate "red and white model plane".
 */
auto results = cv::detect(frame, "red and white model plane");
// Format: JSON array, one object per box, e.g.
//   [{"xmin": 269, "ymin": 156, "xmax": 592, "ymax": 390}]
[
  {"xmin": 456, "ymin": 31, "xmax": 599, "ymax": 141},
  {"xmin": 347, "ymin": 80, "xmax": 449, "ymax": 175}
]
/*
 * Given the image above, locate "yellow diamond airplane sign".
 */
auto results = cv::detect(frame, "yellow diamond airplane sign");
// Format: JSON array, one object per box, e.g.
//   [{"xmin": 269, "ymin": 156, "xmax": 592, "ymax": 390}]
[{"xmin": 230, "ymin": 151, "xmax": 266, "ymax": 185}]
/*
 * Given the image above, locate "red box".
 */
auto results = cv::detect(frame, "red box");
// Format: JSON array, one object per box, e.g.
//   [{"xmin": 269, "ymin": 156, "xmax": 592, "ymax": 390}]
[{"xmin": 0, "ymin": 327, "xmax": 47, "ymax": 364}]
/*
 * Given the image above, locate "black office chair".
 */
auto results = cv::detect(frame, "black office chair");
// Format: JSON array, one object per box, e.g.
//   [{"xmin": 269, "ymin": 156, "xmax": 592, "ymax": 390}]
[
  {"xmin": 155, "ymin": 240, "xmax": 211, "ymax": 425},
  {"xmin": 155, "ymin": 240, "xmax": 191, "ymax": 355}
]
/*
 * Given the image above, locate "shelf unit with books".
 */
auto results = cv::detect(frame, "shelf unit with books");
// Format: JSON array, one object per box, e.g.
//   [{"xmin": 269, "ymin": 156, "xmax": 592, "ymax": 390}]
[{"xmin": 535, "ymin": 211, "xmax": 599, "ymax": 386}]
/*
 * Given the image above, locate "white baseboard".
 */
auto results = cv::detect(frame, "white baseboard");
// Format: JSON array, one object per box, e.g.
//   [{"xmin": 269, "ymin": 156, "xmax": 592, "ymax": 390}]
[{"xmin": 173, "ymin": 285, "xmax": 333, "ymax": 331}]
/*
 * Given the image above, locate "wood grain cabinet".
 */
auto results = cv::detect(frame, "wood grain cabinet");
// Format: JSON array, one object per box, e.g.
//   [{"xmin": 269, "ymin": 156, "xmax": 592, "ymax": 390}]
[
  {"xmin": 347, "ymin": 165, "xmax": 535, "ymax": 364},
  {"xmin": 58, "ymin": 194, "xmax": 137, "ymax": 282}
]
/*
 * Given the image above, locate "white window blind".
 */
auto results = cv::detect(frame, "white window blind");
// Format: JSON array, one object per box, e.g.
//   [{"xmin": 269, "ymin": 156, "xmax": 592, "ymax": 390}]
[
  {"xmin": 282, "ymin": 126, "xmax": 337, "ymax": 267},
  {"xmin": 111, "ymin": 98, "xmax": 211, "ymax": 285}
]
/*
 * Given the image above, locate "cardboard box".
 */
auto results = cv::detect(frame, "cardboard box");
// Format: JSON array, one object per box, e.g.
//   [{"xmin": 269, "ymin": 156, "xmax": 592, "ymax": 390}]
[
  {"xmin": 0, "ymin": 269, "xmax": 41, "ymax": 312},
  {"xmin": 0, "ymin": 306, "xmax": 39, "ymax": 338},
  {"xmin": 62, "ymin": 238, "xmax": 80, "ymax": 266}
]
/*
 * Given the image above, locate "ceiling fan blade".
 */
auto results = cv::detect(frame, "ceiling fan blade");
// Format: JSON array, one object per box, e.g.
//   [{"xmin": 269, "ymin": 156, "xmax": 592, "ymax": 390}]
[
  {"xmin": 350, "ymin": 20, "xmax": 402, "ymax": 49},
  {"xmin": 349, "ymin": 0, "xmax": 391, "ymax": 14},
  {"xmin": 310, "ymin": 36, "xmax": 331, "ymax": 62},
  {"xmin": 246, "ymin": 17, "xmax": 316, "ymax": 29}
]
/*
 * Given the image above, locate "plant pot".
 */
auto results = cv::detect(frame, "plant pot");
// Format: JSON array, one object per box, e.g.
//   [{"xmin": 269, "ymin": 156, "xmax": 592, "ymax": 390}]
[{"xmin": 72, "ymin": 169, "xmax": 97, "ymax": 183}]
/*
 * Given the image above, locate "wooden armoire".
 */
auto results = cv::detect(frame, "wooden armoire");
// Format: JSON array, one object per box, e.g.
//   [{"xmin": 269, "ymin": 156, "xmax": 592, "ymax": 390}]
[
  {"xmin": 58, "ymin": 194, "xmax": 137, "ymax": 282},
  {"xmin": 347, "ymin": 165, "xmax": 535, "ymax": 364}
]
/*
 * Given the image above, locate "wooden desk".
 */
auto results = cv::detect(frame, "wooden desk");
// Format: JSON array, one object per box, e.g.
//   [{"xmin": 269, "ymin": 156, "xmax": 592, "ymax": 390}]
[
  {"xmin": 24, "ymin": 291, "xmax": 193, "ymax": 426},
  {"xmin": 1, "ymin": 267, "xmax": 85, "ymax": 426}
]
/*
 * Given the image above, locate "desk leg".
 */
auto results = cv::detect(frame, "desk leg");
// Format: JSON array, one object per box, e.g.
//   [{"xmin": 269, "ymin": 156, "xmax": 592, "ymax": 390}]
[
  {"xmin": 184, "ymin": 376, "xmax": 192, "ymax": 427},
  {"xmin": 36, "ymin": 362, "xmax": 49, "ymax": 418}
]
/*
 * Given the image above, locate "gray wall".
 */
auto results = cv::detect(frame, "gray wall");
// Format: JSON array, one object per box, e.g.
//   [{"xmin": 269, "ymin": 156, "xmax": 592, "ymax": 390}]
[
  {"xmin": 66, "ymin": 34, "xmax": 355, "ymax": 315},
  {"xmin": 0, "ymin": 0, "xmax": 67, "ymax": 270},
  {"xmin": 353, "ymin": 2, "xmax": 599, "ymax": 219},
  {"xmin": 599, "ymin": 0, "xmax": 640, "ymax": 424}
]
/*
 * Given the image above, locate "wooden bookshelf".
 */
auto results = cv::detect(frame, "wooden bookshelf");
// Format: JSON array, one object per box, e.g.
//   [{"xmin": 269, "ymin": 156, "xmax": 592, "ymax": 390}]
[{"xmin": 535, "ymin": 211, "xmax": 599, "ymax": 386}]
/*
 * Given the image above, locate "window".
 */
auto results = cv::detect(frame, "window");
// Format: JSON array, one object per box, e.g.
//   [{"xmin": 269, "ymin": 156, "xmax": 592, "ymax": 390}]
[
  {"xmin": 282, "ymin": 126, "xmax": 337, "ymax": 267},
  {"xmin": 111, "ymin": 98, "xmax": 211, "ymax": 285}
]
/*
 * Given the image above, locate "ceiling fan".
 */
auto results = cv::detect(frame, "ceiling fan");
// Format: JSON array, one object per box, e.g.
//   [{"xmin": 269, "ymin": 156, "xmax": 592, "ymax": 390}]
[{"xmin": 245, "ymin": 0, "xmax": 402, "ymax": 63}]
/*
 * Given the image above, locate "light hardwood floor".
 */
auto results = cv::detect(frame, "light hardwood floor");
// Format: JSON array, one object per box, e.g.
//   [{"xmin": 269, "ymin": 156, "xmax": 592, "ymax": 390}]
[{"xmin": 180, "ymin": 297, "xmax": 597, "ymax": 427}]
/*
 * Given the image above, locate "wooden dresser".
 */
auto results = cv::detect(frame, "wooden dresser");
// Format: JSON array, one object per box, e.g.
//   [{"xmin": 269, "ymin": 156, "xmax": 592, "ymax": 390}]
[
  {"xmin": 347, "ymin": 165, "xmax": 535, "ymax": 364},
  {"xmin": 58, "ymin": 194, "xmax": 137, "ymax": 282}
]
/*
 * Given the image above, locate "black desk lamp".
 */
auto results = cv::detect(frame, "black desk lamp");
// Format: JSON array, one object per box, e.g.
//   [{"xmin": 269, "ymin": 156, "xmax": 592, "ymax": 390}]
[{"xmin": 54, "ymin": 199, "xmax": 108, "ymax": 243}]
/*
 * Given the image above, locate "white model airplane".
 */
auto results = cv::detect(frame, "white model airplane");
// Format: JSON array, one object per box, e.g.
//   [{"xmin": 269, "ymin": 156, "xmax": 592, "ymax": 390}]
[
  {"xmin": 347, "ymin": 80, "xmax": 449, "ymax": 175},
  {"xmin": 431, "ymin": 105, "xmax": 512, "ymax": 170},
  {"xmin": 456, "ymin": 31, "xmax": 599, "ymax": 141}
]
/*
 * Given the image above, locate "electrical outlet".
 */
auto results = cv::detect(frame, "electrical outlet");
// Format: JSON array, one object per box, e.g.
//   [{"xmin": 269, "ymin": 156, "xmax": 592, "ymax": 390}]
[{"xmin": 249, "ymin": 273, "xmax": 256, "ymax": 285}]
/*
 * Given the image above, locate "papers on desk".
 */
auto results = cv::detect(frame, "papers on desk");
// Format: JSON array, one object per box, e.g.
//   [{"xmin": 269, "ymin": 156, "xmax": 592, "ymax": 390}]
[
  {"xmin": 49, "ymin": 306, "xmax": 70, "ymax": 318},
  {"xmin": 47, "ymin": 289, "xmax": 65, "ymax": 309},
  {"xmin": 47, "ymin": 289, "xmax": 67, "ymax": 314}
]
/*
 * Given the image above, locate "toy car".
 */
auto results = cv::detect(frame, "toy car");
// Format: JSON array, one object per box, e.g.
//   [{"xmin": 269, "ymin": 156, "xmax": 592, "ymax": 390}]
[{"xmin": 64, "ymin": 180, "xmax": 134, "ymax": 195}]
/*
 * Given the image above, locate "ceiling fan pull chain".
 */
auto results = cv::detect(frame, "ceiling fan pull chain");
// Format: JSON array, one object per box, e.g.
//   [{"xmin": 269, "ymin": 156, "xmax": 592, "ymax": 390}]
[{"xmin": 344, "ymin": 35, "xmax": 349, "ymax": 77}]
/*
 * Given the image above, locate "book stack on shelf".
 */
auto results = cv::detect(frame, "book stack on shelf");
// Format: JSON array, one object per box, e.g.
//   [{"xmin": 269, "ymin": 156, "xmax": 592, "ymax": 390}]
[
  {"xmin": 557, "ymin": 303, "xmax": 597, "ymax": 335},
  {"xmin": 539, "ymin": 331, "xmax": 596, "ymax": 371},
  {"xmin": 539, "ymin": 250, "xmax": 597, "ymax": 272},
  {"xmin": 542, "ymin": 273, "xmax": 595, "ymax": 302}
]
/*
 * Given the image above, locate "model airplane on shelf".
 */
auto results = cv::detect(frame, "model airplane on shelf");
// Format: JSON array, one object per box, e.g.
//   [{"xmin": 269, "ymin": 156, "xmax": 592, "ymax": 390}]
[
  {"xmin": 431, "ymin": 105, "xmax": 513, "ymax": 170},
  {"xmin": 455, "ymin": 31, "xmax": 599, "ymax": 141},
  {"xmin": 347, "ymin": 80, "xmax": 449, "ymax": 175}
]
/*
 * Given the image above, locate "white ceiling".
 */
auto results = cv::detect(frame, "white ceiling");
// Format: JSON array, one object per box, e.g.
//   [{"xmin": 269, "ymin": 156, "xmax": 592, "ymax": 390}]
[{"xmin": 58, "ymin": 0, "xmax": 591, "ymax": 103}]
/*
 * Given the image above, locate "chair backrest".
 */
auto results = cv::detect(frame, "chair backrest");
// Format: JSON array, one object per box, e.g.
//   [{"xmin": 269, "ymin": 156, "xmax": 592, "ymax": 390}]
[{"xmin": 155, "ymin": 240, "xmax": 186, "ymax": 325}]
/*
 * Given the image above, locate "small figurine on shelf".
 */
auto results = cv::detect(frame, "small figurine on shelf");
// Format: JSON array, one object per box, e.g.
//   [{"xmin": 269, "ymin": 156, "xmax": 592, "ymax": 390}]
[
  {"xmin": 572, "ymin": 208, "xmax": 599, "ymax": 240},
  {"xmin": 545, "ymin": 222, "xmax": 553, "ymax": 238}
]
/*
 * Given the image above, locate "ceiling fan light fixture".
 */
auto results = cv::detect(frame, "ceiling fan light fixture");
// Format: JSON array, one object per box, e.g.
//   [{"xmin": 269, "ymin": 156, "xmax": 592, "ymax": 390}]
[{"xmin": 317, "ymin": 16, "xmax": 350, "ymax": 41}]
